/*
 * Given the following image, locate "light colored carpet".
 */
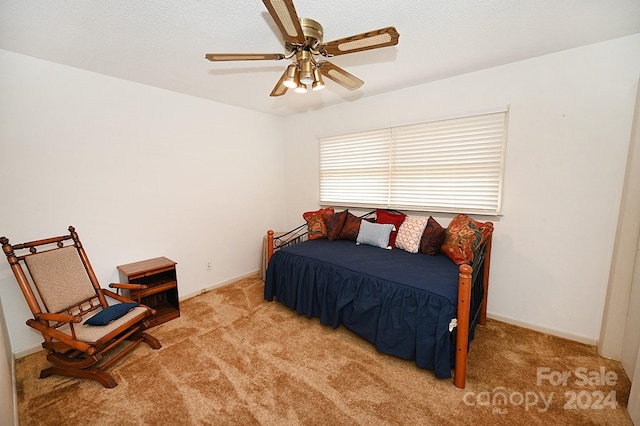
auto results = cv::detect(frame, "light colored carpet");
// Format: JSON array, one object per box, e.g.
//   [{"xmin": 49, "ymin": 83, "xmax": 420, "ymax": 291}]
[{"xmin": 16, "ymin": 275, "xmax": 632, "ymax": 425}]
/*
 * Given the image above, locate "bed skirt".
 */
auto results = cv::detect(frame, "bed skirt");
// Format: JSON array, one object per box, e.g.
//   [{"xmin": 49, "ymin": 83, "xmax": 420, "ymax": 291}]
[{"xmin": 264, "ymin": 239, "xmax": 460, "ymax": 379}]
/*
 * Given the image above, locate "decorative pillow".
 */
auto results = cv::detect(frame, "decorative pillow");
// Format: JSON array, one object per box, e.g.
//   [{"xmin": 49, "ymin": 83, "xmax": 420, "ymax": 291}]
[
  {"xmin": 326, "ymin": 210, "xmax": 348, "ymax": 241},
  {"xmin": 339, "ymin": 212, "xmax": 365, "ymax": 241},
  {"xmin": 375, "ymin": 209, "xmax": 406, "ymax": 248},
  {"xmin": 441, "ymin": 214, "xmax": 494, "ymax": 265},
  {"xmin": 84, "ymin": 302, "xmax": 138, "ymax": 326},
  {"xmin": 303, "ymin": 207, "xmax": 335, "ymax": 240},
  {"xmin": 395, "ymin": 216, "xmax": 429, "ymax": 253},
  {"xmin": 420, "ymin": 216, "xmax": 447, "ymax": 256},
  {"xmin": 356, "ymin": 220, "xmax": 394, "ymax": 249}
]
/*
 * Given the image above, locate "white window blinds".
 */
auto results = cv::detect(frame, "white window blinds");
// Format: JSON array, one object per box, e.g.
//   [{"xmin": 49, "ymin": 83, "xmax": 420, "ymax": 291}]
[{"xmin": 319, "ymin": 110, "xmax": 507, "ymax": 215}]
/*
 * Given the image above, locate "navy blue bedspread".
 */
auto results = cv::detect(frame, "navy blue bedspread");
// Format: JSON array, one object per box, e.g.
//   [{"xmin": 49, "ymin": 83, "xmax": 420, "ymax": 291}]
[{"xmin": 264, "ymin": 239, "xmax": 460, "ymax": 379}]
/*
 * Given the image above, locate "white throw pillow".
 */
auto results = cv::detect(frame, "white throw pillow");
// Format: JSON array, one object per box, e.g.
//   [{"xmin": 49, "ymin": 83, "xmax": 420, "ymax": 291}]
[
  {"xmin": 395, "ymin": 216, "xmax": 429, "ymax": 253},
  {"xmin": 356, "ymin": 220, "xmax": 394, "ymax": 249}
]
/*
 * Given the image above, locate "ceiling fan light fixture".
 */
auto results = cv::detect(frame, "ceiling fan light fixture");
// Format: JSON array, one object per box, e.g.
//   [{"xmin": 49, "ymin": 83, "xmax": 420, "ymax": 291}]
[
  {"xmin": 312, "ymin": 68, "xmax": 325, "ymax": 91},
  {"xmin": 297, "ymin": 51, "xmax": 314, "ymax": 85},
  {"xmin": 294, "ymin": 83, "xmax": 307, "ymax": 93},
  {"xmin": 299, "ymin": 60, "xmax": 314, "ymax": 85},
  {"xmin": 283, "ymin": 63, "xmax": 299, "ymax": 88},
  {"xmin": 300, "ymin": 68, "xmax": 314, "ymax": 85}
]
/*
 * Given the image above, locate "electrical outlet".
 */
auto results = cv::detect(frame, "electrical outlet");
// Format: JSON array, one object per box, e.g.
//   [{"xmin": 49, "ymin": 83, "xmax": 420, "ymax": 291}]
[{"xmin": 206, "ymin": 261, "xmax": 212, "ymax": 270}]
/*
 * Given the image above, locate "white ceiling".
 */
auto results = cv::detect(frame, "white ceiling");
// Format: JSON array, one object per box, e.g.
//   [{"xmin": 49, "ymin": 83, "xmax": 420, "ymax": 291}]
[{"xmin": 1, "ymin": 0, "xmax": 639, "ymax": 117}]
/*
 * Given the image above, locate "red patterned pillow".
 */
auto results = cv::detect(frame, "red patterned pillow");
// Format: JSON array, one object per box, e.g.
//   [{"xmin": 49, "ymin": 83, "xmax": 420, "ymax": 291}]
[
  {"xmin": 375, "ymin": 209, "xmax": 406, "ymax": 248},
  {"xmin": 303, "ymin": 207, "xmax": 335, "ymax": 240},
  {"xmin": 441, "ymin": 214, "xmax": 493, "ymax": 265},
  {"xmin": 326, "ymin": 210, "xmax": 348, "ymax": 241},
  {"xmin": 420, "ymin": 216, "xmax": 446, "ymax": 256}
]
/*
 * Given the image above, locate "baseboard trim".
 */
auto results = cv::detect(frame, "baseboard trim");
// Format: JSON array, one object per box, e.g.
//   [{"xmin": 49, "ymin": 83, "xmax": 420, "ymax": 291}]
[
  {"xmin": 487, "ymin": 312, "xmax": 597, "ymax": 346},
  {"xmin": 180, "ymin": 269, "xmax": 260, "ymax": 301},
  {"xmin": 13, "ymin": 345, "xmax": 42, "ymax": 359}
]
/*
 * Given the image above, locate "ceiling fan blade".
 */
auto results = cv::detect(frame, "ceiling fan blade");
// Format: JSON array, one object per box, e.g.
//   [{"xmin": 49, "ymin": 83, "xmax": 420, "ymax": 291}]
[
  {"xmin": 262, "ymin": 0, "xmax": 306, "ymax": 45},
  {"xmin": 205, "ymin": 53, "xmax": 285, "ymax": 61},
  {"xmin": 270, "ymin": 69, "xmax": 289, "ymax": 97},
  {"xmin": 317, "ymin": 61, "xmax": 364, "ymax": 90},
  {"xmin": 321, "ymin": 27, "xmax": 400, "ymax": 56}
]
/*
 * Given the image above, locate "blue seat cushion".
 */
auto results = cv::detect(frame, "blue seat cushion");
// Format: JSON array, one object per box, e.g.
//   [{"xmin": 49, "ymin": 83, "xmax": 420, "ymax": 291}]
[{"xmin": 84, "ymin": 302, "xmax": 139, "ymax": 326}]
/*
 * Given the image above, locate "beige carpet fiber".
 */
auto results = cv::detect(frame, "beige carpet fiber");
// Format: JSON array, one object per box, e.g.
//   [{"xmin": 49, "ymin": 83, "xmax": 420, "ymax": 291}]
[{"xmin": 16, "ymin": 275, "xmax": 632, "ymax": 425}]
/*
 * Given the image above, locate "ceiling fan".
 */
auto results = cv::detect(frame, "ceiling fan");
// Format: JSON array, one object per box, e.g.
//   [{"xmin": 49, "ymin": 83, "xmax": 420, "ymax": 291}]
[{"xmin": 205, "ymin": 0, "xmax": 400, "ymax": 97}]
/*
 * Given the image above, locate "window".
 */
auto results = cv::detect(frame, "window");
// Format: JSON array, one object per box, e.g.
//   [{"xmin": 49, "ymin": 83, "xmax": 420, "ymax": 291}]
[{"xmin": 319, "ymin": 109, "xmax": 507, "ymax": 215}]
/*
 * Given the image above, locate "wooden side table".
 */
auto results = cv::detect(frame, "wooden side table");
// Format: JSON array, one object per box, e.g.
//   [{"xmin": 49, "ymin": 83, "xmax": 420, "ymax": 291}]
[{"xmin": 117, "ymin": 257, "xmax": 179, "ymax": 327}]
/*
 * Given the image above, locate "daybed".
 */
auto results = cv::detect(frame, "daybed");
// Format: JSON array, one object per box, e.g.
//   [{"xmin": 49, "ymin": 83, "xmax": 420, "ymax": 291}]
[{"xmin": 264, "ymin": 209, "xmax": 493, "ymax": 388}]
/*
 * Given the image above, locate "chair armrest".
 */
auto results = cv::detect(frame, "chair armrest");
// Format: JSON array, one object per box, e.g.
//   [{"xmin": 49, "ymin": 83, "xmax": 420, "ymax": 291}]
[
  {"xmin": 109, "ymin": 283, "xmax": 148, "ymax": 290},
  {"xmin": 37, "ymin": 312, "xmax": 82, "ymax": 324},
  {"xmin": 101, "ymin": 289, "xmax": 157, "ymax": 317},
  {"xmin": 102, "ymin": 288, "xmax": 137, "ymax": 303},
  {"xmin": 26, "ymin": 318, "xmax": 96, "ymax": 355}
]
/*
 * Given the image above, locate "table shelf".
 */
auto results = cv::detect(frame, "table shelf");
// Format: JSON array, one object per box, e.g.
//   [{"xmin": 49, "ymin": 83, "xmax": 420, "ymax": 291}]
[{"xmin": 117, "ymin": 257, "xmax": 179, "ymax": 328}]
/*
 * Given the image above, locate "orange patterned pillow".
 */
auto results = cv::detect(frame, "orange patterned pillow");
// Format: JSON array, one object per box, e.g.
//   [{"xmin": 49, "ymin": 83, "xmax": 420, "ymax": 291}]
[
  {"xmin": 303, "ymin": 207, "xmax": 335, "ymax": 240},
  {"xmin": 441, "ymin": 214, "xmax": 493, "ymax": 265}
]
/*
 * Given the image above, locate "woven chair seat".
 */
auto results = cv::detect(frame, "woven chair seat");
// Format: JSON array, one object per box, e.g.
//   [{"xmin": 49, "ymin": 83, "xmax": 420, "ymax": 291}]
[{"xmin": 56, "ymin": 306, "xmax": 150, "ymax": 344}]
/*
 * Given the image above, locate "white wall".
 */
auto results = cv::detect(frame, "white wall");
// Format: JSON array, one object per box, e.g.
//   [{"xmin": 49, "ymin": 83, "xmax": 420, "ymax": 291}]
[
  {"xmin": 281, "ymin": 34, "xmax": 640, "ymax": 343},
  {"xmin": 2, "ymin": 33, "xmax": 639, "ymax": 354},
  {"xmin": 0, "ymin": 50, "xmax": 289, "ymax": 354}
]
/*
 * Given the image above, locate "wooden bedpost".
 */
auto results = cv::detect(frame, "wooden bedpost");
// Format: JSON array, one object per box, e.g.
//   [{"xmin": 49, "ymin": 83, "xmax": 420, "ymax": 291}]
[
  {"xmin": 266, "ymin": 230, "xmax": 274, "ymax": 264},
  {"xmin": 479, "ymin": 229, "xmax": 493, "ymax": 326},
  {"xmin": 454, "ymin": 264, "xmax": 473, "ymax": 389}
]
